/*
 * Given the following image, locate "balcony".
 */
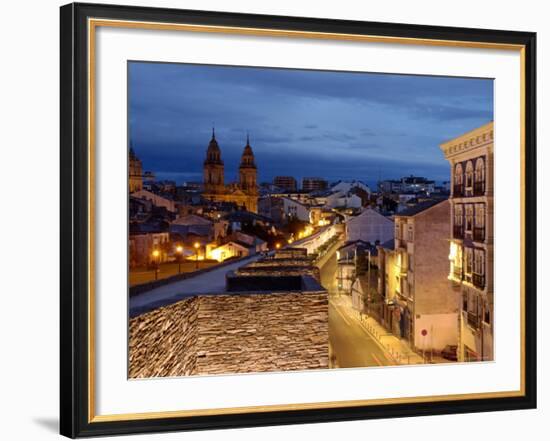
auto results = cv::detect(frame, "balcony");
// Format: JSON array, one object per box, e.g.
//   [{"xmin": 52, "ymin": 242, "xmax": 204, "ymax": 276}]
[
  {"xmin": 453, "ymin": 184, "xmax": 464, "ymax": 197},
  {"xmin": 453, "ymin": 225, "xmax": 464, "ymax": 239},
  {"xmin": 473, "ymin": 273, "xmax": 485, "ymax": 289},
  {"xmin": 474, "ymin": 181, "xmax": 485, "ymax": 196},
  {"xmin": 466, "ymin": 311, "xmax": 480, "ymax": 330},
  {"xmin": 473, "ymin": 227, "xmax": 485, "ymax": 242}
]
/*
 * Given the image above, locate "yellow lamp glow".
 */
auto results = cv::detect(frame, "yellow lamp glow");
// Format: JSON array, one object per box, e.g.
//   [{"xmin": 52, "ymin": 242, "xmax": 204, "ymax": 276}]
[
  {"xmin": 194, "ymin": 242, "xmax": 200, "ymax": 249},
  {"xmin": 448, "ymin": 242, "xmax": 458, "ymax": 260},
  {"xmin": 152, "ymin": 250, "xmax": 160, "ymax": 258},
  {"xmin": 176, "ymin": 245, "xmax": 183, "ymax": 254}
]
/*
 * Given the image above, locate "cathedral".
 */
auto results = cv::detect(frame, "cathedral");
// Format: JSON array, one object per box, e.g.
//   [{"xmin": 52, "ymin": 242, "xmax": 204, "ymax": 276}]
[{"xmin": 203, "ymin": 130, "xmax": 259, "ymax": 213}]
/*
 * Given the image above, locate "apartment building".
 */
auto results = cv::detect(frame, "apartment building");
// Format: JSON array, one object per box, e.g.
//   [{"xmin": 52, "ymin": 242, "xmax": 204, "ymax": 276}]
[{"xmin": 440, "ymin": 122, "xmax": 494, "ymax": 362}]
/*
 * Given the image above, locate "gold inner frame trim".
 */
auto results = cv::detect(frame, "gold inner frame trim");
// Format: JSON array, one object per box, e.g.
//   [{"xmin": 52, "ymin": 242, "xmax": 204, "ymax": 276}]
[{"xmin": 87, "ymin": 17, "xmax": 527, "ymax": 423}]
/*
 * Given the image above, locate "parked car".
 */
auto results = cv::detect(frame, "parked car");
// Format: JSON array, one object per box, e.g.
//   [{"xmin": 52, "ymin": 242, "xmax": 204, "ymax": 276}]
[{"xmin": 441, "ymin": 345, "xmax": 458, "ymax": 361}]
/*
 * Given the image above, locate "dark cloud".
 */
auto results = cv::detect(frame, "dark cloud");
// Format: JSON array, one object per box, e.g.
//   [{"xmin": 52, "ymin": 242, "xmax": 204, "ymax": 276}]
[{"xmin": 129, "ymin": 62, "xmax": 493, "ymax": 186}]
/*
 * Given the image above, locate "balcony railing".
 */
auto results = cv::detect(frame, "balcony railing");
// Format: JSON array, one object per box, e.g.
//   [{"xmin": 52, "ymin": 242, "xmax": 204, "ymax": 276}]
[
  {"xmin": 473, "ymin": 181, "xmax": 485, "ymax": 196},
  {"xmin": 466, "ymin": 311, "xmax": 480, "ymax": 329},
  {"xmin": 453, "ymin": 184, "xmax": 464, "ymax": 197},
  {"xmin": 473, "ymin": 227, "xmax": 485, "ymax": 242},
  {"xmin": 473, "ymin": 273, "xmax": 485, "ymax": 289},
  {"xmin": 453, "ymin": 225, "xmax": 464, "ymax": 239}
]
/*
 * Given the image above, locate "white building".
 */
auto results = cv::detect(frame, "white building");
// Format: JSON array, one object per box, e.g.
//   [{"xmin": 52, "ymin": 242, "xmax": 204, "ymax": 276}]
[
  {"xmin": 282, "ymin": 197, "xmax": 310, "ymax": 222},
  {"xmin": 331, "ymin": 180, "xmax": 371, "ymax": 195},
  {"xmin": 345, "ymin": 207, "xmax": 394, "ymax": 244},
  {"xmin": 325, "ymin": 191, "xmax": 362, "ymax": 209}
]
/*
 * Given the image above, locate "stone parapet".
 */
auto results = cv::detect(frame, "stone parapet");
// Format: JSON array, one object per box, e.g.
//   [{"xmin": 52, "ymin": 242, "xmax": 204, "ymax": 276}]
[{"xmin": 129, "ymin": 290, "xmax": 328, "ymax": 378}]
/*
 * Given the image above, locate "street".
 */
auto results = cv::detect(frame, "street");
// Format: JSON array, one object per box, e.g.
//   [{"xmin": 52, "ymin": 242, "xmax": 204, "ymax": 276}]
[{"xmin": 319, "ymin": 246, "xmax": 393, "ymax": 368}]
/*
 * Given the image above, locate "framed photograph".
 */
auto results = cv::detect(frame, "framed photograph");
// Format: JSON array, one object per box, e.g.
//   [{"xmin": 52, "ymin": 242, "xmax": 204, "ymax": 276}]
[{"xmin": 60, "ymin": 2, "xmax": 537, "ymax": 438}]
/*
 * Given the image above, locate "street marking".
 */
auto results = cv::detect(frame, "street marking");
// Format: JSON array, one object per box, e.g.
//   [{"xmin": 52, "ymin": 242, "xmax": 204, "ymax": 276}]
[
  {"xmin": 371, "ymin": 353, "xmax": 383, "ymax": 366},
  {"xmin": 331, "ymin": 303, "xmax": 351, "ymax": 327}
]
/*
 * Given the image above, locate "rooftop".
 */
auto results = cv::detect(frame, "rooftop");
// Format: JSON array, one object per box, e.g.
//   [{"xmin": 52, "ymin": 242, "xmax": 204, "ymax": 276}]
[{"xmin": 395, "ymin": 198, "xmax": 448, "ymax": 217}]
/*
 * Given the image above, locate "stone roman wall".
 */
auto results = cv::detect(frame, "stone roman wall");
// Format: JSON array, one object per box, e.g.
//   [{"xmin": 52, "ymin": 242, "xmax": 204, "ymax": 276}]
[
  {"xmin": 129, "ymin": 297, "xmax": 198, "ymax": 378},
  {"xmin": 129, "ymin": 291, "xmax": 328, "ymax": 378}
]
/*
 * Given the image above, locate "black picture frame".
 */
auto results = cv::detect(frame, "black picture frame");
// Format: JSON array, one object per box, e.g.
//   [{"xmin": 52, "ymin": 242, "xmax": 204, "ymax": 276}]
[{"xmin": 60, "ymin": 2, "xmax": 537, "ymax": 438}]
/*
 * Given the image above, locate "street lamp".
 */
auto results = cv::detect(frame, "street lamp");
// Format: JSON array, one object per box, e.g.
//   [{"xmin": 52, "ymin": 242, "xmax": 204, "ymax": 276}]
[
  {"xmin": 175, "ymin": 245, "xmax": 184, "ymax": 274},
  {"xmin": 194, "ymin": 242, "xmax": 200, "ymax": 270},
  {"xmin": 152, "ymin": 249, "xmax": 160, "ymax": 280},
  {"xmin": 275, "ymin": 242, "xmax": 281, "ymax": 249}
]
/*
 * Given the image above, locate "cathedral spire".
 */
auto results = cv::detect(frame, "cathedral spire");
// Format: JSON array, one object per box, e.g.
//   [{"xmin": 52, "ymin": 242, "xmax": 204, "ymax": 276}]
[{"xmin": 211, "ymin": 125, "xmax": 216, "ymax": 140}]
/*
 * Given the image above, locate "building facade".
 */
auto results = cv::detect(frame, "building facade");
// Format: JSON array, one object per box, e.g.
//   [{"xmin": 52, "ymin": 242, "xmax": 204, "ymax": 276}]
[
  {"xmin": 203, "ymin": 131, "xmax": 259, "ymax": 213},
  {"xmin": 273, "ymin": 176, "xmax": 297, "ymax": 191},
  {"xmin": 129, "ymin": 146, "xmax": 143, "ymax": 193},
  {"xmin": 384, "ymin": 200, "xmax": 459, "ymax": 352},
  {"xmin": 302, "ymin": 177, "xmax": 328, "ymax": 192},
  {"xmin": 345, "ymin": 207, "xmax": 394, "ymax": 244},
  {"xmin": 440, "ymin": 122, "xmax": 494, "ymax": 362}
]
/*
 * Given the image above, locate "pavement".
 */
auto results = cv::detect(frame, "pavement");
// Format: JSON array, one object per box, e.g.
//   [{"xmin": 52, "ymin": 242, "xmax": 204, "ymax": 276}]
[
  {"xmin": 130, "ymin": 253, "xmax": 266, "ymax": 313},
  {"xmin": 129, "ymin": 261, "xmax": 217, "ymax": 287},
  {"xmin": 331, "ymin": 295, "xmax": 424, "ymax": 365}
]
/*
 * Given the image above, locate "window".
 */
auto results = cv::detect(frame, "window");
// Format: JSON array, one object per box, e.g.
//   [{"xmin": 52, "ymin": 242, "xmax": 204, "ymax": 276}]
[
  {"xmin": 475, "ymin": 204, "xmax": 485, "ymax": 228},
  {"xmin": 484, "ymin": 307, "xmax": 491, "ymax": 324},
  {"xmin": 465, "ymin": 247, "xmax": 473, "ymax": 275},
  {"xmin": 475, "ymin": 157, "xmax": 485, "ymax": 183},
  {"xmin": 454, "ymin": 163, "xmax": 464, "ymax": 186},
  {"xmin": 454, "ymin": 204, "xmax": 463, "ymax": 226},
  {"xmin": 465, "ymin": 160, "xmax": 474, "ymax": 188},
  {"xmin": 465, "ymin": 204, "xmax": 474, "ymax": 231},
  {"xmin": 474, "ymin": 249, "xmax": 485, "ymax": 275},
  {"xmin": 407, "ymin": 224, "xmax": 414, "ymax": 241}
]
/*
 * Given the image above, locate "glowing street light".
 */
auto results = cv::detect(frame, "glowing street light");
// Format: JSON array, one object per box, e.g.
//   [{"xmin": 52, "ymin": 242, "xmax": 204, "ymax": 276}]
[
  {"xmin": 194, "ymin": 242, "xmax": 200, "ymax": 269},
  {"xmin": 275, "ymin": 242, "xmax": 281, "ymax": 249},
  {"xmin": 151, "ymin": 249, "xmax": 160, "ymax": 280},
  {"xmin": 175, "ymin": 245, "xmax": 184, "ymax": 274}
]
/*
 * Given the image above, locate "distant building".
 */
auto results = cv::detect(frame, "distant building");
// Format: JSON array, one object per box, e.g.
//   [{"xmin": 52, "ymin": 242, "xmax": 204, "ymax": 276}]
[
  {"xmin": 170, "ymin": 214, "xmax": 226, "ymax": 241},
  {"xmin": 258, "ymin": 196, "xmax": 285, "ymax": 224},
  {"xmin": 345, "ymin": 207, "xmax": 394, "ymax": 244},
  {"xmin": 273, "ymin": 176, "xmax": 297, "ymax": 192},
  {"xmin": 129, "ymin": 230, "xmax": 170, "ymax": 268},
  {"xmin": 378, "ymin": 179, "xmax": 402, "ymax": 194},
  {"xmin": 401, "ymin": 175, "xmax": 435, "ymax": 194},
  {"xmin": 282, "ymin": 197, "xmax": 310, "ymax": 222},
  {"xmin": 203, "ymin": 130, "xmax": 259, "ymax": 213},
  {"xmin": 331, "ymin": 180, "xmax": 371, "ymax": 195},
  {"xmin": 132, "ymin": 189, "xmax": 177, "ymax": 213},
  {"xmin": 129, "ymin": 146, "xmax": 143, "ymax": 193},
  {"xmin": 441, "ymin": 121, "xmax": 494, "ymax": 362},
  {"xmin": 302, "ymin": 177, "xmax": 328, "ymax": 192},
  {"xmin": 325, "ymin": 191, "xmax": 362, "ymax": 209},
  {"xmin": 378, "ymin": 176, "xmax": 435, "ymax": 194},
  {"xmin": 269, "ymin": 190, "xmax": 311, "ymax": 205},
  {"xmin": 207, "ymin": 240, "xmax": 250, "ymax": 262}
]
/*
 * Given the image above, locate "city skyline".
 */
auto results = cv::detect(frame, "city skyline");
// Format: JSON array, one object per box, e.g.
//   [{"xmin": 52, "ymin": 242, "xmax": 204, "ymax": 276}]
[{"xmin": 129, "ymin": 61, "xmax": 493, "ymax": 186}]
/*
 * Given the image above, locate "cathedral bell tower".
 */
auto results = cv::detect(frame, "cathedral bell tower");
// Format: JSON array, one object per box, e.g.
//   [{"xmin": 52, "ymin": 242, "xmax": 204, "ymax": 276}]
[
  {"xmin": 239, "ymin": 134, "xmax": 257, "ymax": 193},
  {"xmin": 203, "ymin": 128, "xmax": 225, "ymax": 194}
]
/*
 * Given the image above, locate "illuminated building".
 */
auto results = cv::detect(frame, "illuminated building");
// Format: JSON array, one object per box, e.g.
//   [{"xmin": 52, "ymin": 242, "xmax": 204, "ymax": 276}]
[
  {"xmin": 203, "ymin": 130, "xmax": 259, "ymax": 213},
  {"xmin": 440, "ymin": 122, "xmax": 494, "ymax": 362}
]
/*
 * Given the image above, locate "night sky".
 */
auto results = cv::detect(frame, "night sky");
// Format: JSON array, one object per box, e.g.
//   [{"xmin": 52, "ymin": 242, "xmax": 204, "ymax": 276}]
[{"xmin": 128, "ymin": 61, "xmax": 493, "ymax": 187}]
